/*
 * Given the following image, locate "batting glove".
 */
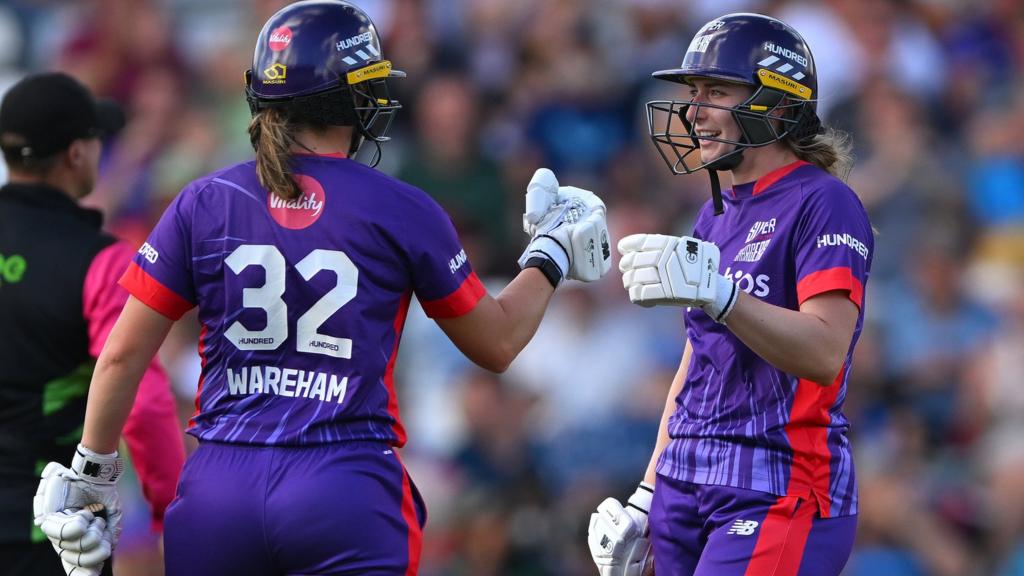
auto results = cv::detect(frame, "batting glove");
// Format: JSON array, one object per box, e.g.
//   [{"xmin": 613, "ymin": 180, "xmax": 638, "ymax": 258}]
[
  {"xmin": 618, "ymin": 233, "xmax": 738, "ymax": 322},
  {"xmin": 588, "ymin": 483, "xmax": 655, "ymax": 576},
  {"xmin": 520, "ymin": 168, "xmax": 612, "ymax": 286},
  {"xmin": 37, "ymin": 507, "xmax": 112, "ymax": 576},
  {"xmin": 34, "ymin": 444, "xmax": 124, "ymax": 575}
]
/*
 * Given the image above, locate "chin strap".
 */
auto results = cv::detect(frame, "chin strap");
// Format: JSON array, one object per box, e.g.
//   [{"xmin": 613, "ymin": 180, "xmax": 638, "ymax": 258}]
[
  {"xmin": 708, "ymin": 170, "xmax": 725, "ymax": 215},
  {"xmin": 705, "ymin": 149, "xmax": 744, "ymax": 216}
]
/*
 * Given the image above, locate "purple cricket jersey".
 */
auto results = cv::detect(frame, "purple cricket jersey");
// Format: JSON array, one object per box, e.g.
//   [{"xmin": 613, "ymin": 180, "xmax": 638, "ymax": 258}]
[
  {"xmin": 120, "ymin": 155, "xmax": 485, "ymax": 447},
  {"xmin": 657, "ymin": 161, "xmax": 873, "ymax": 518}
]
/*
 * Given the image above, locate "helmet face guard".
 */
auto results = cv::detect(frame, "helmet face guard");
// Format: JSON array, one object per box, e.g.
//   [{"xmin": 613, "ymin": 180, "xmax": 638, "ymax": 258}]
[
  {"xmin": 245, "ymin": 0, "xmax": 405, "ymax": 164},
  {"xmin": 647, "ymin": 77, "xmax": 820, "ymax": 175},
  {"xmin": 646, "ymin": 13, "xmax": 821, "ymax": 177}
]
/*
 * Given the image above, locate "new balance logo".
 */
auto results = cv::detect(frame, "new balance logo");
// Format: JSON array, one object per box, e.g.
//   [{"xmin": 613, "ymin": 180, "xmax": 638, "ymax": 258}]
[{"xmin": 727, "ymin": 519, "xmax": 759, "ymax": 536}]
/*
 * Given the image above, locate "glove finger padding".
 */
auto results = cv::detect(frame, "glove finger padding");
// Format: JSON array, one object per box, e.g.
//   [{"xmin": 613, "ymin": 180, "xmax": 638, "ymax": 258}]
[
  {"xmin": 58, "ymin": 559, "xmax": 104, "ymax": 576},
  {"xmin": 35, "ymin": 455, "xmax": 124, "ymax": 558},
  {"xmin": 523, "ymin": 168, "xmax": 559, "ymax": 235},
  {"xmin": 618, "ymin": 233, "xmax": 722, "ymax": 308},
  {"xmin": 56, "ymin": 536, "xmax": 112, "ymax": 570},
  {"xmin": 617, "ymin": 233, "xmax": 666, "ymax": 255},
  {"xmin": 41, "ymin": 509, "xmax": 111, "ymax": 576},
  {"xmin": 567, "ymin": 210, "xmax": 612, "ymax": 282},
  {"xmin": 39, "ymin": 510, "xmax": 106, "ymax": 551}
]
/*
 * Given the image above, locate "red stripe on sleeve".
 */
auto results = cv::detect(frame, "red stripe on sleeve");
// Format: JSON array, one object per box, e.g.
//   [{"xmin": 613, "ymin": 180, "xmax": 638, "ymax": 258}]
[
  {"xmin": 419, "ymin": 272, "xmax": 486, "ymax": 318},
  {"xmin": 753, "ymin": 160, "xmax": 810, "ymax": 195},
  {"xmin": 119, "ymin": 261, "xmax": 194, "ymax": 320},
  {"xmin": 796, "ymin": 266, "xmax": 863, "ymax": 309},
  {"xmin": 743, "ymin": 496, "xmax": 817, "ymax": 575}
]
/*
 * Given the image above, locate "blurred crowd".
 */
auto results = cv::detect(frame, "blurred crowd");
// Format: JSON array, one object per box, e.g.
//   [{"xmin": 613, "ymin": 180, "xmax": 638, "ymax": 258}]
[{"xmin": 3, "ymin": 0, "xmax": 1024, "ymax": 574}]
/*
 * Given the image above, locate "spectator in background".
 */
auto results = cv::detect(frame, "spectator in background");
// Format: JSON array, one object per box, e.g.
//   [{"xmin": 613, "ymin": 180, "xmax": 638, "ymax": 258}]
[
  {"xmin": 1, "ymin": 72, "xmax": 183, "ymax": 576},
  {"xmin": 883, "ymin": 235, "xmax": 997, "ymax": 449},
  {"xmin": 397, "ymin": 73, "xmax": 514, "ymax": 276}
]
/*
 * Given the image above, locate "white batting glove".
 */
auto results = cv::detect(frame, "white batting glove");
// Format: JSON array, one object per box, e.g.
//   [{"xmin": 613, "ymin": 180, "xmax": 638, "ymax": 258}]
[
  {"xmin": 38, "ymin": 508, "xmax": 112, "ymax": 576},
  {"xmin": 618, "ymin": 233, "xmax": 738, "ymax": 322},
  {"xmin": 523, "ymin": 168, "xmax": 561, "ymax": 236},
  {"xmin": 34, "ymin": 444, "xmax": 124, "ymax": 574},
  {"xmin": 519, "ymin": 169, "xmax": 612, "ymax": 285},
  {"xmin": 588, "ymin": 483, "xmax": 655, "ymax": 576}
]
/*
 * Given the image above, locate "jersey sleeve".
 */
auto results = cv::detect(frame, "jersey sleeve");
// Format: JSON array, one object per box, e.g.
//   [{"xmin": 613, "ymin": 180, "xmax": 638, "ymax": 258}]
[
  {"xmin": 397, "ymin": 188, "xmax": 485, "ymax": 318},
  {"xmin": 119, "ymin": 185, "xmax": 199, "ymax": 320},
  {"xmin": 793, "ymin": 183, "xmax": 873, "ymax": 309}
]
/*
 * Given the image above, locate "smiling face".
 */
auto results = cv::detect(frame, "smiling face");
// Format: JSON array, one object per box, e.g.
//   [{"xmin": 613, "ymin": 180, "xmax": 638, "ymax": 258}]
[{"xmin": 683, "ymin": 78, "xmax": 754, "ymax": 165}]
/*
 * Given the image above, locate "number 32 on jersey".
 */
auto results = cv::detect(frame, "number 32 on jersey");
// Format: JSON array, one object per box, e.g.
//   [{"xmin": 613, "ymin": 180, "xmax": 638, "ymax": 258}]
[{"xmin": 223, "ymin": 244, "xmax": 356, "ymax": 359}]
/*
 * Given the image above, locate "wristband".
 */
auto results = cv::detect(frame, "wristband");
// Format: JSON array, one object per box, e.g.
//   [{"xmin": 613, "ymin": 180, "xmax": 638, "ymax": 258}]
[{"xmin": 523, "ymin": 256, "xmax": 562, "ymax": 288}]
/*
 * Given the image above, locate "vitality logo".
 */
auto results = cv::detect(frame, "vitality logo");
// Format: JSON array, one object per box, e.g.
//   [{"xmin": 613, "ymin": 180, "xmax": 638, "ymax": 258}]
[
  {"xmin": 0, "ymin": 252, "xmax": 27, "ymax": 286},
  {"xmin": 268, "ymin": 174, "xmax": 327, "ymax": 230}
]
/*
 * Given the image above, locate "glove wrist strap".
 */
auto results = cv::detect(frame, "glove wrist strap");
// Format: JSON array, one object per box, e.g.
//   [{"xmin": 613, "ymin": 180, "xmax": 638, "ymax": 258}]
[
  {"xmin": 627, "ymin": 482, "xmax": 655, "ymax": 514},
  {"xmin": 72, "ymin": 444, "xmax": 123, "ymax": 485},
  {"xmin": 523, "ymin": 256, "xmax": 562, "ymax": 288},
  {"xmin": 706, "ymin": 274, "xmax": 739, "ymax": 323}
]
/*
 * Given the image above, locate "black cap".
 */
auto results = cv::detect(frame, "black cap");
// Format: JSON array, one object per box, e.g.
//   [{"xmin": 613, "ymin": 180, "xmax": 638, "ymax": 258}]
[{"xmin": 0, "ymin": 72, "xmax": 125, "ymax": 159}]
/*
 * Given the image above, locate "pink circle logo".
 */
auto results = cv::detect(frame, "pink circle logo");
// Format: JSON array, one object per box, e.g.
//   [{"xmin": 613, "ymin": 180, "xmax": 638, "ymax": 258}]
[
  {"xmin": 268, "ymin": 26, "xmax": 292, "ymax": 51},
  {"xmin": 268, "ymin": 175, "xmax": 325, "ymax": 229}
]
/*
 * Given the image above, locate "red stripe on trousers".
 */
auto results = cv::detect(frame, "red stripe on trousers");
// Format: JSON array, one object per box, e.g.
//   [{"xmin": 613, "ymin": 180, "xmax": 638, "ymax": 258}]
[
  {"xmin": 396, "ymin": 453, "xmax": 422, "ymax": 576},
  {"xmin": 743, "ymin": 496, "xmax": 817, "ymax": 575}
]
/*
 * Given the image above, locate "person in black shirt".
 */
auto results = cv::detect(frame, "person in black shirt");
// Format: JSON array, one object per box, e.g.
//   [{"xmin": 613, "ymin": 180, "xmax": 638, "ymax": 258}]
[{"xmin": 0, "ymin": 73, "xmax": 185, "ymax": 576}]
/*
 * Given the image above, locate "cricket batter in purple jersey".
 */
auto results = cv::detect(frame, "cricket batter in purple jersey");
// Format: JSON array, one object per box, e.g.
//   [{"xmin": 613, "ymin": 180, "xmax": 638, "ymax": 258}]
[
  {"xmin": 587, "ymin": 13, "xmax": 872, "ymax": 576},
  {"xmin": 32, "ymin": 2, "xmax": 612, "ymax": 576}
]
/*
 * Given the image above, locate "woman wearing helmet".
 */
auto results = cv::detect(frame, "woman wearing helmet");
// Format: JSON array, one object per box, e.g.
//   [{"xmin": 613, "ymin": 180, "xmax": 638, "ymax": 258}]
[
  {"xmin": 588, "ymin": 13, "xmax": 870, "ymax": 576},
  {"xmin": 31, "ymin": 2, "xmax": 611, "ymax": 575}
]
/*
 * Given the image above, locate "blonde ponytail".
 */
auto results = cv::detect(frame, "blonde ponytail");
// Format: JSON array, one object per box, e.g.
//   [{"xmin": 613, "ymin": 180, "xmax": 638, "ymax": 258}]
[
  {"xmin": 248, "ymin": 108, "xmax": 303, "ymax": 201},
  {"xmin": 787, "ymin": 127, "xmax": 855, "ymax": 181}
]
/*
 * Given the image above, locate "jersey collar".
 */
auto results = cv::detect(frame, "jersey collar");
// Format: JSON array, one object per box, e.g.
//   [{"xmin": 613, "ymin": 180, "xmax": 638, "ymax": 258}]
[
  {"xmin": 753, "ymin": 160, "xmax": 810, "ymax": 195},
  {"xmin": 729, "ymin": 160, "xmax": 811, "ymax": 200}
]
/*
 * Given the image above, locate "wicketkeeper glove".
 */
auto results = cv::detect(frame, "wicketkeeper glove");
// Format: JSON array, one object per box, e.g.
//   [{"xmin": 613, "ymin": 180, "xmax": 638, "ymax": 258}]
[
  {"xmin": 34, "ymin": 444, "xmax": 125, "ymax": 576},
  {"xmin": 618, "ymin": 233, "xmax": 738, "ymax": 322},
  {"xmin": 519, "ymin": 168, "xmax": 612, "ymax": 286},
  {"xmin": 588, "ymin": 483, "xmax": 655, "ymax": 576}
]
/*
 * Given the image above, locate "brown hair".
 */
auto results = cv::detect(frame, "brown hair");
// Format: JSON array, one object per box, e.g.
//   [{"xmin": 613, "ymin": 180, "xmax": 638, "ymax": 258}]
[
  {"xmin": 248, "ymin": 108, "xmax": 303, "ymax": 201},
  {"xmin": 786, "ymin": 126, "xmax": 854, "ymax": 181}
]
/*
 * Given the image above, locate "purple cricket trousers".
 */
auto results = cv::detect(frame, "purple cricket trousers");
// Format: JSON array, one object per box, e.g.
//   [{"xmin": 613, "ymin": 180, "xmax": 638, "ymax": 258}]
[
  {"xmin": 649, "ymin": 474, "xmax": 856, "ymax": 576},
  {"xmin": 163, "ymin": 441, "xmax": 425, "ymax": 576}
]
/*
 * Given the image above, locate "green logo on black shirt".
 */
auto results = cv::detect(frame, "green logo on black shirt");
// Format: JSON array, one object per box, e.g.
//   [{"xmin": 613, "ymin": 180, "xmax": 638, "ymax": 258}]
[{"xmin": 0, "ymin": 253, "xmax": 27, "ymax": 286}]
